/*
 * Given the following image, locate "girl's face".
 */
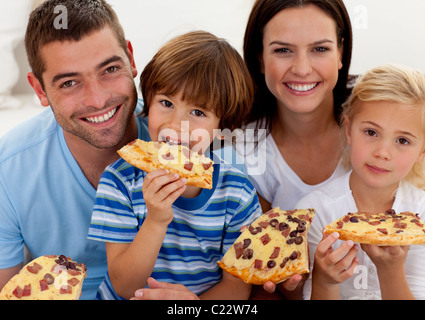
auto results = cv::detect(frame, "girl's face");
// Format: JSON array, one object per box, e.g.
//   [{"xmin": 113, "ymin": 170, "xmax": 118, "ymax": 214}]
[
  {"xmin": 148, "ymin": 92, "xmax": 221, "ymax": 154},
  {"xmin": 261, "ymin": 4, "xmax": 343, "ymax": 115},
  {"xmin": 346, "ymin": 101, "xmax": 425, "ymax": 190}
]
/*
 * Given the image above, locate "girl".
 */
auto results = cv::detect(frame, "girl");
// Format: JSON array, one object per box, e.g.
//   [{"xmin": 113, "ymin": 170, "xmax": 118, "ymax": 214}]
[
  {"xmin": 88, "ymin": 31, "xmax": 262, "ymax": 300},
  {"xmin": 297, "ymin": 64, "xmax": 425, "ymax": 299}
]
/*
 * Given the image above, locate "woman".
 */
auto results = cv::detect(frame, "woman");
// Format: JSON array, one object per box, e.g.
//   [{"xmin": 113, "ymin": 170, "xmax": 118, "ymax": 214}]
[{"xmin": 242, "ymin": 0, "xmax": 354, "ymax": 299}]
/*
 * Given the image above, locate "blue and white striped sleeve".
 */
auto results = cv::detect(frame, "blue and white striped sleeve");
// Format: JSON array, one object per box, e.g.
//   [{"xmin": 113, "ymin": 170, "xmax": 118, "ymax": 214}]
[{"xmin": 88, "ymin": 163, "xmax": 140, "ymax": 243}]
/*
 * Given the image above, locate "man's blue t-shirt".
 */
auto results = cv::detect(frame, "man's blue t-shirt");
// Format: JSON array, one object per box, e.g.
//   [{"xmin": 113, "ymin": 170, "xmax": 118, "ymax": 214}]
[{"xmin": 0, "ymin": 100, "xmax": 149, "ymax": 300}]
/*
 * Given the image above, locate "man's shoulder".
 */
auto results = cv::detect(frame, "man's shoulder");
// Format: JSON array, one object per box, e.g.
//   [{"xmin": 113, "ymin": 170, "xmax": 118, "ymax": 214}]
[{"xmin": 0, "ymin": 109, "xmax": 59, "ymax": 163}]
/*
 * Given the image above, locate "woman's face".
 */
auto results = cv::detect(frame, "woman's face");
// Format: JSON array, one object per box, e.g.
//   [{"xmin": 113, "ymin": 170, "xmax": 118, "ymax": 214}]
[{"xmin": 261, "ymin": 4, "xmax": 343, "ymax": 116}]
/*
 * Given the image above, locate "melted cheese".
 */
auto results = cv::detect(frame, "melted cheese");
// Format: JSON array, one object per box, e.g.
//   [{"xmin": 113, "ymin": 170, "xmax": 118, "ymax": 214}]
[{"xmin": 134, "ymin": 140, "xmax": 213, "ymax": 176}]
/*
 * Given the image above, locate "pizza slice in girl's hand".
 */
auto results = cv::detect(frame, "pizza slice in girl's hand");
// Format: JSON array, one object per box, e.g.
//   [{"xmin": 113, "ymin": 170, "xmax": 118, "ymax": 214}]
[
  {"xmin": 118, "ymin": 139, "xmax": 214, "ymax": 189},
  {"xmin": 218, "ymin": 208, "xmax": 315, "ymax": 285},
  {"xmin": 324, "ymin": 210, "xmax": 425, "ymax": 245},
  {"xmin": 0, "ymin": 255, "xmax": 87, "ymax": 300}
]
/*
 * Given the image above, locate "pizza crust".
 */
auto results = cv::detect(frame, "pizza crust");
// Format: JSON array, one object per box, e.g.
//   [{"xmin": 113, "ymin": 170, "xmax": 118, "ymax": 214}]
[
  {"xmin": 324, "ymin": 211, "xmax": 425, "ymax": 246},
  {"xmin": 118, "ymin": 139, "xmax": 213, "ymax": 189}
]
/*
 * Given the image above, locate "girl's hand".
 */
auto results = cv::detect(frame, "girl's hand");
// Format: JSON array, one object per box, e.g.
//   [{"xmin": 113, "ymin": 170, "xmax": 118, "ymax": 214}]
[
  {"xmin": 313, "ymin": 230, "xmax": 359, "ymax": 287},
  {"xmin": 142, "ymin": 169, "xmax": 187, "ymax": 226},
  {"xmin": 361, "ymin": 244, "xmax": 409, "ymax": 270}
]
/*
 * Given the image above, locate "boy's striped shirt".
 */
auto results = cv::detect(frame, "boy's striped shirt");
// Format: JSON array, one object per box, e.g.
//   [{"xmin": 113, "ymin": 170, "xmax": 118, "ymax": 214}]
[{"xmin": 88, "ymin": 154, "xmax": 261, "ymax": 299}]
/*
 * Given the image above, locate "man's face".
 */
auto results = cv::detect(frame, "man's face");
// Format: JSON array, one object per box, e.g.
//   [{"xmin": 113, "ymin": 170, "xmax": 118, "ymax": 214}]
[{"xmin": 30, "ymin": 26, "xmax": 138, "ymax": 149}]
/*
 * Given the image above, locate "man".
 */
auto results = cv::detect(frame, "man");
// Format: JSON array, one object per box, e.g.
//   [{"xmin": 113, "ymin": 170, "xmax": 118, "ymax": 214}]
[{"xmin": 0, "ymin": 0, "xmax": 149, "ymax": 299}]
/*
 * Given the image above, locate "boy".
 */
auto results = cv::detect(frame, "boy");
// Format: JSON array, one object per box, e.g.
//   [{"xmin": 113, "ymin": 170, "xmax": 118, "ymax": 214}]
[{"xmin": 88, "ymin": 31, "xmax": 262, "ymax": 300}]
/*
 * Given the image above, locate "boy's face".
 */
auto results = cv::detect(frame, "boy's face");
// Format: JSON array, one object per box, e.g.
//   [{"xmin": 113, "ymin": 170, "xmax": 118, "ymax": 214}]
[
  {"xmin": 28, "ymin": 26, "xmax": 138, "ymax": 150},
  {"xmin": 346, "ymin": 101, "xmax": 425, "ymax": 190},
  {"xmin": 148, "ymin": 92, "xmax": 221, "ymax": 154}
]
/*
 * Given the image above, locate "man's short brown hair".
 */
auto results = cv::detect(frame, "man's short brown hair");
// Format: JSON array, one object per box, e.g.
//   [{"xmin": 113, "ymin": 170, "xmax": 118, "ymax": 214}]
[
  {"xmin": 140, "ymin": 31, "xmax": 254, "ymax": 131},
  {"xmin": 25, "ymin": 0, "xmax": 128, "ymax": 88}
]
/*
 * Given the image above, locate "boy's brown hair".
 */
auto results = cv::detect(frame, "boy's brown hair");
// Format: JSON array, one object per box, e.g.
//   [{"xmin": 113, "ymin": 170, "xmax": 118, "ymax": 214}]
[
  {"xmin": 25, "ymin": 0, "xmax": 128, "ymax": 88},
  {"xmin": 140, "ymin": 31, "xmax": 254, "ymax": 131}
]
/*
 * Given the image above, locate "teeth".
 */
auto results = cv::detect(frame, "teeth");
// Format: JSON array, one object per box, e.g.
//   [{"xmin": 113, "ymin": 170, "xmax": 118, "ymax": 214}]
[
  {"xmin": 163, "ymin": 136, "xmax": 181, "ymax": 146},
  {"xmin": 287, "ymin": 83, "xmax": 318, "ymax": 92},
  {"xmin": 85, "ymin": 107, "xmax": 117, "ymax": 123}
]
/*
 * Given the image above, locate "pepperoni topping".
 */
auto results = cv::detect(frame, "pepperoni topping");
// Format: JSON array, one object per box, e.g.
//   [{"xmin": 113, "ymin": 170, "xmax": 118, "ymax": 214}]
[
  {"xmin": 27, "ymin": 262, "xmax": 43, "ymax": 274},
  {"xmin": 394, "ymin": 221, "xmax": 407, "ymax": 229},
  {"xmin": 368, "ymin": 221, "xmax": 381, "ymax": 226},
  {"xmin": 377, "ymin": 228, "xmax": 388, "ymax": 235},
  {"xmin": 254, "ymin": 259, "xmax": 263, "ymax": 269},
  {"xmin": 184, "ymin": 162, "xmax": 193, "ymax": 171},
  {"xmin": 12, "ymin": 286, "xmax": 23, "ymax": 298},
  {"xmin": 269, "ymin": 247, "xmax": 280, "ymax": 259},
  {"xmin": 67, "ymin": 278, "xmax": 80, "ymax": 287},
  {"xmin": 59, "ymin": 285, "xmax": 73, "ymax": 295},
  {"xmin": 259, "ymin": 221, "xmax": 269, "ymax": 229},
  {"xmin": 39, "ymin": 279, "xmax": 49, "ymax": 291},
  {"xmin": 22, "ymin": 284, "xmax": 31, "ymax": 297},
  {"xmin": 202, "ymin": 162, "xmax": 212, "ymax": 170},
  {"xmin": 234, "ymin": 242, "xmax": 244, "ymax": 259},
  {"xmin": 268, "ymin": 212, "xmax": 280, "ymax": 218},
  {"xmin": 260, "ymin": 234, "xmax": 271, "ymax": 245},
  {"xmin": 281, "ymin": 228, "xmax": 290, "ymax": 238}
]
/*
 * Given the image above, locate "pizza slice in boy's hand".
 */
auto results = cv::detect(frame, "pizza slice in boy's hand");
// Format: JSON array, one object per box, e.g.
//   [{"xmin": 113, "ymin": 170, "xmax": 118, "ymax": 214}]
[
  {"xmin": 0, "ymin": 255, "xmax": 87, "ymax": 300},
  {"xmin": 218, "ymin": 208, "xmax": 315, "ymax": 285},
  {"xmin": 324, "ymin": 210, "xmax": 425, "ymax": 245},
  {"xmin": 118, "ymin": 139, "xmax": 214, "ymax": 189}
]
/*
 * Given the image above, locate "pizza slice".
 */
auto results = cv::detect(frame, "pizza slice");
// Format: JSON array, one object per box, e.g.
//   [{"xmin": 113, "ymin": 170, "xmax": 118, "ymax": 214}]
[
  {"xmin": 218, "ymin": 208, "xmax": 315, "ymax": 285},
  {"xmin": 0, "ymin": 255, "xmax": 87, "ymax": 300},
  {"xmin": 324, "ymin": 210, "xmax": 425, "ymax": 245},
  {"xmin": 118, "ymin": 139, "xmax": 214, "ymax": 189}
]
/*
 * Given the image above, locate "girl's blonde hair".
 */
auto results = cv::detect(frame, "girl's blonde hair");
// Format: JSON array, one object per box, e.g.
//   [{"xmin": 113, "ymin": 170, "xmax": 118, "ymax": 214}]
[{"xmin": 341, "ymin": 64, "xmax": 425, "ymax": 189}]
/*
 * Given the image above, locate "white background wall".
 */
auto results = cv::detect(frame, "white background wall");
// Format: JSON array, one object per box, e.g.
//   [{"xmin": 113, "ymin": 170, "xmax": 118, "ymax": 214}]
[{"xmin": 9, "ymin": 0, "xmax": 425, "ymax": 93}]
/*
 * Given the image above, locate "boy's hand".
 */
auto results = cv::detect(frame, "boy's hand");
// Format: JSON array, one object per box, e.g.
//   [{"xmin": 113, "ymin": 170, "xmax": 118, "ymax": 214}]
[
  {"xmin": 132, "ymin": 277, "xmax": 199, "ymax": 300},
  {"xmin": 142, "ymin": 169, "xmax": 187, "ymax": 225}
]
